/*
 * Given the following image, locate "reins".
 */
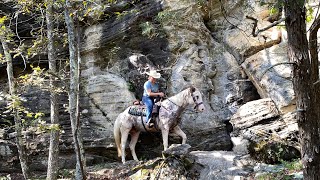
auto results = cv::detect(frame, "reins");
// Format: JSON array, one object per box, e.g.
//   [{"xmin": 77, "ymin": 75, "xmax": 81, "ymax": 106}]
[{"xmin": 163, "ymin": 93, "xmax": 203, "ymax": 114}]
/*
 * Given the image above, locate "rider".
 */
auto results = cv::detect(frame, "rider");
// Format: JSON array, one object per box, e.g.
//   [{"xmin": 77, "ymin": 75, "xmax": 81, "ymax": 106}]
[{"xmin": 142, "ymin": 70, "xmax": 164, "ymax": 126}]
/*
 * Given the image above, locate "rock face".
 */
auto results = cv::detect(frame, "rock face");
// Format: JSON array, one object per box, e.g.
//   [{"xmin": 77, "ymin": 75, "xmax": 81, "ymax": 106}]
[
  {"xmin": 0, "ymin": 0, "xmax": 299, "ymax": 173},
  {"xmin": 210, "ymin": 0, "xmax": 295, "ymax": 113},
  {"xmin": 242, "ymin": 46, "xmax": 295, "ymax": 113},
  {"xmin": 81, "ymin": 73, "xmax": 136, "ymax": 143},
  {"xmin": 79, "ymin": 0, "xmax": 240, "ymax": 157}
]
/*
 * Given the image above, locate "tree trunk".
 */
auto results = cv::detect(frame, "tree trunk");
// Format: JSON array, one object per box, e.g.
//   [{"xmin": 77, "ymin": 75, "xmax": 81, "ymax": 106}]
[
  {"xmin": 76, "ymin": 17, "xmax": 87, "ymax": 170},
  {"xmin": 46, "ymin": 0, "xmax": 60, "ymax": 179},
  {"xmin": 309, "ymin": 9, "xmax": 320, "ymax": 166},
  {"xmin": 64, "ymin": 0, "xmax": 86, "ymax": 179},
  {"xmin": 0, "ymin": 36, "xmax": 30, "ymax": 179},
  {"xmin": 284, "ymin": 1, "xmax": 320, "ymax": 179}
]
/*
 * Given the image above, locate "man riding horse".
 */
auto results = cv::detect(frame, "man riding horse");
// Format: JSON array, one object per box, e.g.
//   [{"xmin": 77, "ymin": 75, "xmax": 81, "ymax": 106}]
[
  {"xmin": 142, "ymin": 70, "xmax": 165, "ymax": 127},
  {"xmin": 114, "ymin": 82, "xmax": 205, "ymax": 163}
]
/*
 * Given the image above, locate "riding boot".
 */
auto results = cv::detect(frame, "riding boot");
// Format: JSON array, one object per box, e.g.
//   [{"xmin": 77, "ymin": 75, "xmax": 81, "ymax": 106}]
[{"xmin": 147, "ymin": 118, "xmax": 154, "ymax": 128}]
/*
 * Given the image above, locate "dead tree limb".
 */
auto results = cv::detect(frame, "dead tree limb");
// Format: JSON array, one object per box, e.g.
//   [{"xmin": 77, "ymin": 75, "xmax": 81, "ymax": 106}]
[
  {"xmin": 259, "ymin": 62, "xmax": 296, "ymax": 81},
  {"xmin": 242, "ymin": 31, "xmax": 282, "ymax": 60},
  {"xmin": 246, "ymin": 16, "xmax": 285, "ymax": 37}
]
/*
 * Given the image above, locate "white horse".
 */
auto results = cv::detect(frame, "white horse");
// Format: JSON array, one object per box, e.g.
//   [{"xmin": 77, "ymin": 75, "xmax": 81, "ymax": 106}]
[{"xmin": 113, "ymin": 86, "xmax": 205, "ymax": 163}]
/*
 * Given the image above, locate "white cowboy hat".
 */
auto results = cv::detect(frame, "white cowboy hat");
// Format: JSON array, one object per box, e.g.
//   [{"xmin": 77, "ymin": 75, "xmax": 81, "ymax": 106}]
[{"xmin": 146, "ymin": 70, "xmax": 161, "ymax": 79}]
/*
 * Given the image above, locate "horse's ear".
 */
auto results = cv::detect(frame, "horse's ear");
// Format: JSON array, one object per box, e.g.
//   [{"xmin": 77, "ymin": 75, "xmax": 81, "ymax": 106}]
[{"xmin": 190, "ymin": 86, "xmax": 196, "ymax": 93}]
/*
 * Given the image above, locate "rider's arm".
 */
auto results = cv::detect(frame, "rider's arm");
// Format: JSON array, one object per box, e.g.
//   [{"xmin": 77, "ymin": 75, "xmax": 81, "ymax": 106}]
[
  {"xmin": 144, "ymin": 82, "xmax": 164, "ymax": 97},
  {"xmin": 146, "ymin": 89, "xmax": 163, "ymax": 97}
]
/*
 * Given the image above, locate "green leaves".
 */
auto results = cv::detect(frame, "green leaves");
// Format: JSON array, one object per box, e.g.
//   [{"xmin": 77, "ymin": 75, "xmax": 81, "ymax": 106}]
[
  {"xmin": 0, "ymin": 16, "xmax": 7, "ymax": 25},
  {"xmin": 306, "ymin": 5, "xmax": 314, "ymax": 23},
  {"xmin": 140, "ymin": 21, "xmax": 158, "ymax": 38},
  {"xmin": 156, "ymin": 10, "xmax": 174, "ymax": 23},
  {"xmin": 0, "ymin": 53, "xmax": 4, "ymax": 63},
  {"xmin": 269, "ymin": 7, "xmax": 278, "ymax": 15},
  {"xmin": 0, "ymin": 16, "xmax": 13, "ymax": 38}
]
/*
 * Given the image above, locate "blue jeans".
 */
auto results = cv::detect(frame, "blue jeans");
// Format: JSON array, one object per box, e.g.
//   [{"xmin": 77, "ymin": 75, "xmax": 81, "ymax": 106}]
[{"xmin": 142, "ymin": 96, "xmax": 153, "ymax": 123}]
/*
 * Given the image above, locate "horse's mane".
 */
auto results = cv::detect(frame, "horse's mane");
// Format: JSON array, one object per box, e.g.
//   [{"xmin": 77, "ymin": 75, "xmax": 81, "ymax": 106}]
[{"xmin": 181, "ymin": 86, "xmax": 196, "ymax": 92}]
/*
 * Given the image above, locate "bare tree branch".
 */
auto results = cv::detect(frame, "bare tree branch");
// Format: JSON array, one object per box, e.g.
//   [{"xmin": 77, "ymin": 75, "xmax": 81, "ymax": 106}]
[
  {"xmin": 242, "ymin": 30, "xmax": 282, "ymax": 59},
  {"xmin": 246, "ymin": 15, "xmax": 285, "ymax": 37},
  {"xmin": 259, "ymin": 62, "xmax": 296, "ymax": 81}
]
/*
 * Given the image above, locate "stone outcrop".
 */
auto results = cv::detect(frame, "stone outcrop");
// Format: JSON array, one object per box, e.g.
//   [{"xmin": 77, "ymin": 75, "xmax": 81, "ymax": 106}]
[
  {"xmin": 230, "ymin": 98, "xmax": 280, "ymax": 130},
  {"xmin": 242, "ymin": 45, "xmax": 295, "ymax": 113},
  {"xmin": 230, "ymin": 98, "xmax": 299, "ymax": 163},
  {"xmin": 0, "ymin": 0, "xmax": 300, "ymax": 174},
  {"xmin": 190, "ymin": 151, "xmax": 252, "ymax": 179},
  {"xmin": 79, "ymin": 0, "xmax": 242, "ymax": 158},
  {"xmin": 209, "ymin": 0, "xmax": 295, "ymax": 113}
]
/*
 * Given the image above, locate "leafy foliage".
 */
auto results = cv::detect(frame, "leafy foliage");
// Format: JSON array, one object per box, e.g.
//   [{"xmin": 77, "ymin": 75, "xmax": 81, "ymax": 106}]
[
  {"xmin": 281, "ymin": 159, "xmax": 303, "ymax": 171},
  {"xmin": 306, "ymin": 5, "xmax": 314, "ymax": 23},
  {"xmin": 0, "ymin": 16, "xmax": 14, "ymax": 39},
  {"xmin": 156, "ymin": 10, "xmax": 177, "ymax": 23},
  {"xmin": 255, "ymin": 159, "xmax": 303, "ymax": 180},
  {"xmin": 140, "ymin": 21, "xmax": 157, "ymax": 38},
  {"xmin": 248, "ymin": 139, "xmax": 300, "ymax": 164}
]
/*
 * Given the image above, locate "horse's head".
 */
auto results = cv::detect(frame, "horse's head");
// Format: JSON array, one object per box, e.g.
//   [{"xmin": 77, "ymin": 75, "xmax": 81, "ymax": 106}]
[{"xmin": 188, "ymin": 86, "xmax": 205, "ymax": 112}]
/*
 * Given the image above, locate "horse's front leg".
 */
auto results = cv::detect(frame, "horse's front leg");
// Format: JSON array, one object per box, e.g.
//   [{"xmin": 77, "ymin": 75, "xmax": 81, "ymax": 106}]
[
  {"xmin": 161, "ymin": 128, "xmax": 169, "ymax": 151},
  {"xmin": 129, "ymin": 131, "xmax": 140, "ymax": 161},
  {"xmin": 172, "ymin": 125, "xmax": 187, "ymax": 144}
]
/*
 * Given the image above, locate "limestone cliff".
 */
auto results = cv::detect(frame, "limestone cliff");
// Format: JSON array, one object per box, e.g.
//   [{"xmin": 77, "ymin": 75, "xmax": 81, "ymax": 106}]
[{"xmin": 0, "ymin": 0, "xmax": 300, "ymax": 172}]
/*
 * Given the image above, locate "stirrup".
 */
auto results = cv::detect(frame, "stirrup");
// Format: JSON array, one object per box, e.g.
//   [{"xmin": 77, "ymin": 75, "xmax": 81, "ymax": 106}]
[{"xmin": 148, "ymin": 122, "xmax": 154, "ymax": 128}]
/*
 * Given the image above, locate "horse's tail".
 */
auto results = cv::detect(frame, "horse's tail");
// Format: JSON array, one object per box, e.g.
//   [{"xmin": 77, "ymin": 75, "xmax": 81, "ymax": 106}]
[{"xmin": 114, "ymin": 114, "xmax": 122, "ymax": 157}]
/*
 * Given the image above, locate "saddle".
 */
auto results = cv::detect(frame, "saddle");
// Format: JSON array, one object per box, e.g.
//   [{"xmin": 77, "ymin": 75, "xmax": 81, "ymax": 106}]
[
  {"xmin": 129, "ymin": 99, "xmax": 161, "ymax": 125},
  {"xmin": 128, "ymin": 105, "xmax": 147, "ymax": 116}
]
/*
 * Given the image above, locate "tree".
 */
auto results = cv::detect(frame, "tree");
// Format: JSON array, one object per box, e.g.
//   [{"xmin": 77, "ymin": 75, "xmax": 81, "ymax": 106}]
[
  {"xmin": 46, "ymin": 0, "xmax": 60, "ymax": 179},
  {"xmin": 64, "ymin": 0, "xmax": 86, "ymax": 179},
  {"xmin": 0, "ymin": 19, "xmax": 30, "ymax": 179},
  {"xmin": 284, "ymin": 0, "xmax": 320, "ymax": 179}
]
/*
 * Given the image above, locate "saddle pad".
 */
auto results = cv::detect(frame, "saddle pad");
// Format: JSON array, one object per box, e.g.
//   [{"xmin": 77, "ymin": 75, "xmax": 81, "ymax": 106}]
[{"xmin": 128, "ymin": 106, "xmax": 147, "ymax": 116}]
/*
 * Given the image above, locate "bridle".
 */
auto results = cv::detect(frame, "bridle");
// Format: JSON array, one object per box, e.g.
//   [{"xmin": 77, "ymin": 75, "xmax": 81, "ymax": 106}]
[
  {"xmin": 164, "ymin": 91, "xmax": 204, "ymax": 112},
  {"xmin": 192, "ymin": 93, "xmax": 203, "ymax": 110}
]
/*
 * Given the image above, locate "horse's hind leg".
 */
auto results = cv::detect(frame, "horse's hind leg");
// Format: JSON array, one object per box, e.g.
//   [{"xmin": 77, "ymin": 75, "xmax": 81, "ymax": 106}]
[
  {"xmin": 129, "ymin": 131, "xmax": 140, "ymax": 161},
  {"xmin": 172, "ymin": 126, "xmax": 187, "ymax": 144},
  {"xmin": 121, "ymin": 128, "xmax": 130, "ymax": 164}
]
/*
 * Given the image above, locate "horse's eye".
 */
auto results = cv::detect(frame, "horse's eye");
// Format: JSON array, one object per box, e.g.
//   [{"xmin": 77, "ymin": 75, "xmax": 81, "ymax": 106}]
[{"xmin": 196, "ymin": 96, "xmax": 199, "ymax": 100}]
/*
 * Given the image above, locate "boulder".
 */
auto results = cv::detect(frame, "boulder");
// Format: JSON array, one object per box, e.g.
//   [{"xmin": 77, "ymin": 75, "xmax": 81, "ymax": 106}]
[
  {"xmin": 162, "ymin": 144, "xmax": 191, "ymax": 157},
  {"xmin": 190, "ymin": 151, "xmax": 252, "ymax": 179},
  {"xmin": 230, "ymin": 98, "xmax": 299, "ymax": 163},
  {"xmin": 242, "ymin": 46, "xmax": 295, "ymax": 113},
  {"xmin": 231, "ymin": 137, "xmax": 250, "ymax": 155},
  {"xmin": 240, "ymin": 112, "xmax": 299, "ymax": 144},
  {"xmin": 230, "ymin": 98, "xmax": 280, "ymax": 131}
]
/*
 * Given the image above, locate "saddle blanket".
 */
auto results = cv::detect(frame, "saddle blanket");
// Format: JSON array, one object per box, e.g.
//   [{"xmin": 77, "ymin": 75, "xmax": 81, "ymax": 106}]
[{"xmin": 128, "ymin": 106, "xmax": 147, "ymax": 116}]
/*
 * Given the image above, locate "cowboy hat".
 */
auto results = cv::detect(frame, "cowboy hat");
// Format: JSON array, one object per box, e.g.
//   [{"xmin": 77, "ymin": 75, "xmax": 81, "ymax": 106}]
[{"xmin": 146, "ymin": 70, "xmax": 161, "ymax": 79}]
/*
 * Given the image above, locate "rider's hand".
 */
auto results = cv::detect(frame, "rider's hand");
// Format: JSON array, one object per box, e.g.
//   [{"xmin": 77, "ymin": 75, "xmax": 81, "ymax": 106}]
[{"xmin": 158, "ymin": 92, "xmax": 164, "ymax": 97}]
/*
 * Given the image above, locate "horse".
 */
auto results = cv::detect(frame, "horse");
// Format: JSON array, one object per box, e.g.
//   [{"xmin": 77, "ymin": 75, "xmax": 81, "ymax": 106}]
[{"xmin": 113, "ymin": 86, "xmax": 205, "ymax": 163}]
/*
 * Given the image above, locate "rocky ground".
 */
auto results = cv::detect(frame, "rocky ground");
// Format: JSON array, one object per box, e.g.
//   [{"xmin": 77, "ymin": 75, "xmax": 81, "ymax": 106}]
[
  {"xmin": 86, "ymin": 145, "xmax": 303, "ymax": 180},
  {"xmin": 1, "ymin": 144, "xmax": 303, "ymax": 180}
]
